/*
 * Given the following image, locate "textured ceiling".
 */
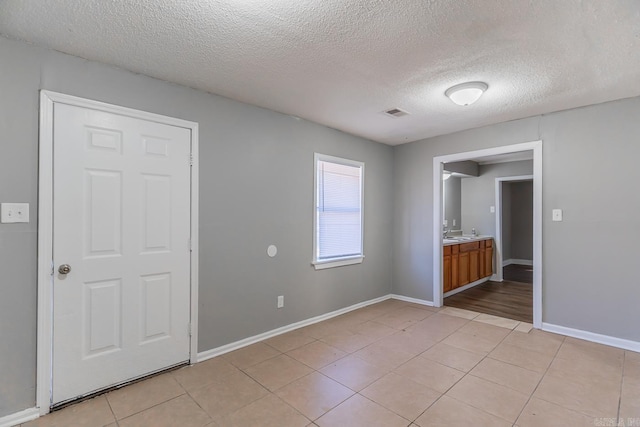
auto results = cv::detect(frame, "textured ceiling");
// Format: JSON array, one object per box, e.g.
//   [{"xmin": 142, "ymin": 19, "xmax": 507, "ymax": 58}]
[{"xmin": 1, "ymin": 1, "xmax": 639, "ymax": 145}]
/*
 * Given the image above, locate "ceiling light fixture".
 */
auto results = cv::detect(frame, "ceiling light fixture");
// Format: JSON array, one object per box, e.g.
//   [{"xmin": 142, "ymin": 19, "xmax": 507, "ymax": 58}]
[{"xmin": 445, "ymin": 82, "xmax": 488, "ymax": 106}]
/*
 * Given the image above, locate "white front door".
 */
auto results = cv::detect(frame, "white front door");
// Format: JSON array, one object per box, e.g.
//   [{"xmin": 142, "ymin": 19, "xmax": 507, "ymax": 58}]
[{"xmin": 51, "ymin": 103, "xmax": 192, "ymax": 404}]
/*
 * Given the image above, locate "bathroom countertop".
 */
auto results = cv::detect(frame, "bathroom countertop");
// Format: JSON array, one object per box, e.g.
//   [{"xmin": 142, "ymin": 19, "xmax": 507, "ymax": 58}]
[{"xmin": 442, "ymin": 235, "xmax": 493, "ymax": 246}]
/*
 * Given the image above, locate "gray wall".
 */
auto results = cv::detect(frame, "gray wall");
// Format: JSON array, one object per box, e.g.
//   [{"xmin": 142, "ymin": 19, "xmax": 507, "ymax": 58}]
[
  {"xmin": 510, "ymin": 181, "xmax": 533, "ymax": 261},
  {"xmin": 443, "ymin": 176, "xmax": 461, "ymax": 230},
  {"xmin": 393, "ymin": 95, "xmax": 640, "ymax": 343},
  {"xmin": 0, "ymin": 37, "xmax": 394, "ymax": 417},
  {"xmin": 444, "ymin": 161, "xmax": 478, "ymax": 177},
  {"xmin": 461, "ymin": 161, "xmax": 533, "ymax": 237}
]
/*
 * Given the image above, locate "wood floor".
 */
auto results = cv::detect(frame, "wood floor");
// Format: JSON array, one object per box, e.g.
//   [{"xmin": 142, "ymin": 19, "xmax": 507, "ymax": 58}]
[
  {"xmin": 445, "ymin": 265, "xmax": 533, "ymax": 323},
  {"xmin": 503, "ymin": 264, "xmax": 533, "ymax": 284}
]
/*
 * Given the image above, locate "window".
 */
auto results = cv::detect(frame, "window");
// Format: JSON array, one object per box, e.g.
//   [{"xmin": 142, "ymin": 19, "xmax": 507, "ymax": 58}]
[{"xmin": 313, "ymin": 153, "xmax": 364, "ymax": 269}]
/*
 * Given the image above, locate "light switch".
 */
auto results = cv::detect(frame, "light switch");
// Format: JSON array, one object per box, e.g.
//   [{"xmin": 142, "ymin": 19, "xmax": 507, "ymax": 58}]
[
  {"xmin": 1, "ymin": 203, "xmax": 30, "ymax": 223},
  {"xmin": 552, "ymin": 209, "xmax": 563, "ymax": 222},
  {"xmin": 490, "ymin": 206, "xmax": 495, "ymax": 213}
]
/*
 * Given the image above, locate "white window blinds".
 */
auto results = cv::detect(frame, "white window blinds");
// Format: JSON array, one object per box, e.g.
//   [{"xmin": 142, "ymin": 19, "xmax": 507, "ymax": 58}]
[{"xmin": 314, "ymin": 154, "xmax": 363, "ymax": 265}]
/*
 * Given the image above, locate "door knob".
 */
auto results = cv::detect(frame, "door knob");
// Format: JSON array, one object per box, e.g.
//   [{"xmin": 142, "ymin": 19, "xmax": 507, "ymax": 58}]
[{"xmin": 58, "ymin": 264, "xmax": 72, "ymax": 275}]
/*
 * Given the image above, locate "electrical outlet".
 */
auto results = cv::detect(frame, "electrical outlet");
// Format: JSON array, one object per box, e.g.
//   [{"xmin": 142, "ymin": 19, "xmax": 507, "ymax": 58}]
[
  {"xmin": 452, "ymin": 219, "xmax": 456, "ymax": 226},
  {"xmin": 277, "ymin": 295, "xmax": 284, "ymax": 309},
  {"xmin": 552, "ymin": 209, "xmax": 563, "ymax": 222}
]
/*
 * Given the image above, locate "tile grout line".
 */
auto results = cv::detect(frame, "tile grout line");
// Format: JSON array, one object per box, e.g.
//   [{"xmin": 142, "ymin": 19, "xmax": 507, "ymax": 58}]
[
  {"xmin": 306, "ymin": 303, "xmax": 448, "ymax": 425},
  {"xmin": 211, "ymin": 302, "xmax": 404, "ymax": 425},
  {"xmin": 180, "ymin": 388, "xmax": 213, "ymax": 427},
  {"xmin": 510, "ymin": 333, "xmax": 567, "ymax": 424},
  {"xmin": 616, "ymin": 351, "xmax": 625, "ymax": 425},
  {"xmin": 39, "ymin": 302, "xmax": 631, "ymax": 427},
  {"xmin": 308, "ymin": 370, "xmax": 356, "ymax": 423},
  {"xmin": 426, "ymin": 318, "xmax": 526, "ymax": 425},
  {"xmin": 397, "ymin": 313, "xmax": 496, "ymax": 425},
  {"xmin": 470, "ymin": 328, "xmax": 556, "ymax": 392},
  {"xmin": 293, "ymin": 302, "xmax": 411, "ymax": 424},
  {"xmin": 103, "ymin": 393, "xmax": 118, "ymax": 426},
  {"xmin": 114, "ymin": 391, "xmax": 188, "ymax": 424}
]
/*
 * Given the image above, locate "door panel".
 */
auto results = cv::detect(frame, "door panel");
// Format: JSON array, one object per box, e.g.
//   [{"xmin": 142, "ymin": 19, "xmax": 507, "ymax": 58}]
[
  {"xmin": 83, "ymin": 279, "xmax": 122, "ymax": 357},
  {"xmin": 140, "ymin": 273, "xmax": 172, "ymax": 343},
  {"xmin": 52, "ymin": 103, "xmax": 191, "ymax": 404}
]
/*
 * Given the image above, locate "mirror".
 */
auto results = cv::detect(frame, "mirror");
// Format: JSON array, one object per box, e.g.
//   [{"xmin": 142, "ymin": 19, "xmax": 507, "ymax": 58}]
[{"xmin": 443, "ymin": 173, "xmax": 462, "ymax": 232}]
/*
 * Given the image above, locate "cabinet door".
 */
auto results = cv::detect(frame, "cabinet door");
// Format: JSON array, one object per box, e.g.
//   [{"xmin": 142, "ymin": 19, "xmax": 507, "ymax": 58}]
[
  {"xmin": 451, "ymin": 252, "xmax": 459, "ymax": 288},
  {"xmin": 443, "ymin": 255, "xmax": 452, "ymax": 292},
  {"xmin": 469, "ymin": 249, "xmax": 480, "ymax": 282},
  {"xmin": 458, "ymin": 252, "xmax": 469, "ymax": 286},
  {"xmin": 485, "ymin": 246, "xmax": 493, "ymax": 276}
]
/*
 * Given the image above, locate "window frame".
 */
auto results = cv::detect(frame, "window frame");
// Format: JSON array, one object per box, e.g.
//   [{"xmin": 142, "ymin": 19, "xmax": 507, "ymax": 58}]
[{"xmin": 312, "ymin": 153, "xmax": 365, "ymax": 270}]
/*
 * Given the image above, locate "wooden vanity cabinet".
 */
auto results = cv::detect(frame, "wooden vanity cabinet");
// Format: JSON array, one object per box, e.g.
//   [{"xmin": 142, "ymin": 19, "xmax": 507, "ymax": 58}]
[
  {"xmin": 443, "ymin": 245, "xmax": 452, "ymax": 292},
  {"xmin": 484, "ymin": 239, "xmax": 493, "ymax": 276},
  {"xmin": 444, "ymin": 238, "xmax": 493, "ymax": 292},
  {"xmin": 467, "ymin": 242, "xmax": 480, "ymax": 283},
  {"xmin": 458, "ymin": 251, "xmax": 469, "ymax": 286},
  {"xmin": 451, "ymin": 244, "xmax": 459, "ymax": 288}
]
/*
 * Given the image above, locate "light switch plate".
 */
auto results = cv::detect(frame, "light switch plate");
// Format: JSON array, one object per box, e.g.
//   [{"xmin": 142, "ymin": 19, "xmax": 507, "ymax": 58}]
[
  {"xmin": 1, "ymin": 203, "xmax": 30, "ymax": 223},
  {"xmin": 490, "ymin": 206, "xmax": 495, "ymax": 213},
  {"xmin": 552, "ymin": 209, "xmax": 563, "ymax": 222}
]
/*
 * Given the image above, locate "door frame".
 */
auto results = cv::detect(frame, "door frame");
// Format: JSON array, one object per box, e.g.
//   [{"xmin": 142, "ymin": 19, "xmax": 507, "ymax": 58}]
[
  {"xmin": 36, "ymin": 90, "xmax": 200, "ymax": 415},
  {"xmin": 432, "ymin": 140, "xmax": 542, "ymax": 328},
  {"xmin": 494, "ymin": 175, "xmax": 534, "ymax": 282}
]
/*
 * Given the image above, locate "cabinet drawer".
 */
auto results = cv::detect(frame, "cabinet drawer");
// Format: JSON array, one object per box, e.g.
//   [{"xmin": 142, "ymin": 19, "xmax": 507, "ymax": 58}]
[
  {"xmin": 460, "ymin": 242, "xmax": 480, "ymax": 252},
  {"xmin": 451, "ymin": 245, "xmax": 459, "ymax": 254},
  {"xmin": 485, "ymin": 239, "xmax": 493, "ymax": 248},
  {"xmin": 443, "ymin": 245, "xmax": 452, "ymax": 255}
]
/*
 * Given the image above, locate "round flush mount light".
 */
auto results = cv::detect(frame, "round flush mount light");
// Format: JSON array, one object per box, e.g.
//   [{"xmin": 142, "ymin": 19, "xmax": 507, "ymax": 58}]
[{"xmin": 445, "ymin": 81, "xmax": 488, "ymax": 106}]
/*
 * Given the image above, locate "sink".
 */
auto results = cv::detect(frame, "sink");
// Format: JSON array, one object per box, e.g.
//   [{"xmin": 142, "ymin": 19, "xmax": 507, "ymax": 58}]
[{"xmin": 443, "ymin": 238, "xmax": 459, "ymax": 243}]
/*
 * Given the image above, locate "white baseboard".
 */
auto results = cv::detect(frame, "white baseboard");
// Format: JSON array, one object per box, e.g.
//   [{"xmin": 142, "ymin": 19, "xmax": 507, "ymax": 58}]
[
  {"xmin": 542, "ymin": 322, "xmax": 640, "ymax": 353},
  {"xmin": 389, "ymin": 294, "xmax": 434, "ymax": 307},
  {"xmin": 197, "ymin": 294, "xmax": 392, "ymax": 362},
  {"xmin": 443, "ymin": 277, "xmax": 490, "ymax": 298},
  {"xmin": 0, "ymin": 407, "xmax": 39, "ymax": 427},
  {"xmin": 503, "ymin": 259, "xmax": 533, "ymax": 267}
]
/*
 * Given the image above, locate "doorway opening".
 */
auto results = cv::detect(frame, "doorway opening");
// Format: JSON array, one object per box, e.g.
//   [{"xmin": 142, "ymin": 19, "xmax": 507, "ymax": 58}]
[
  {"xmin": 495, "ymin": 176, "xmax": 534, "ymax": 282},
  {"xmin": 432, "ymin": 141, "xmax": 542, "ymax": 328}
]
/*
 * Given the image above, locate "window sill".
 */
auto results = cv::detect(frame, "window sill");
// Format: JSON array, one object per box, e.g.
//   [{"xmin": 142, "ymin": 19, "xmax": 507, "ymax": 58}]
[{"xmin": 312, "ymin": 256, "xmax": 364, "ymax": 270}]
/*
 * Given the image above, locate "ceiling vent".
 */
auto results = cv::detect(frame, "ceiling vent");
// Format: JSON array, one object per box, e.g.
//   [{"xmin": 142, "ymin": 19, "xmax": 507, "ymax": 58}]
[{"xmin": 383, "ymin": 108, "xmax": 409, "ymax": 118}]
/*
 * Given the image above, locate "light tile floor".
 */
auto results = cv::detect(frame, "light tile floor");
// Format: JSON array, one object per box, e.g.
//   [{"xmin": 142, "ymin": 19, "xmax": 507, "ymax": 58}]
[{"xmin": 22, "ymin": 299, "xmax": 640, "ymax": 427}]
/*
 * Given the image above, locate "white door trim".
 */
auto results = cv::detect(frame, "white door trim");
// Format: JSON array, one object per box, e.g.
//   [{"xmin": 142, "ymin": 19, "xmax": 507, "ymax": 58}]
[
  {"xmin": 432, "ymin": 140, "xmax": 542, "ymax": 329},
  {"xmin": 37, "ymin": 90, "xmax": 199, "ymax": 415},
  {"xmin": 494, "ymin": 175, "xmax": 533, "ymax": 282}
]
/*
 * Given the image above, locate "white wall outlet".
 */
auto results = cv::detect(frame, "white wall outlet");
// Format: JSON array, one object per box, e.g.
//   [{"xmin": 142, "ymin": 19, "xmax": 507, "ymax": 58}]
[
  {"xmin": 490, "ymin": 206, "xmax": 495, "ymax": 213},
  {"xmin": 552, "ymin": 209, "xmax": 563, "ymax": 222},
  {"xmin": 1, "ymin": 203, "xmax": 30, "ymax": 223},
  {"xmin": 443, "ymin": 219, "xmax": 448, "ymax": 226},
  {"xmin": 277, "ymin": 295, "xmax": 284, "ymax": 309}
]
